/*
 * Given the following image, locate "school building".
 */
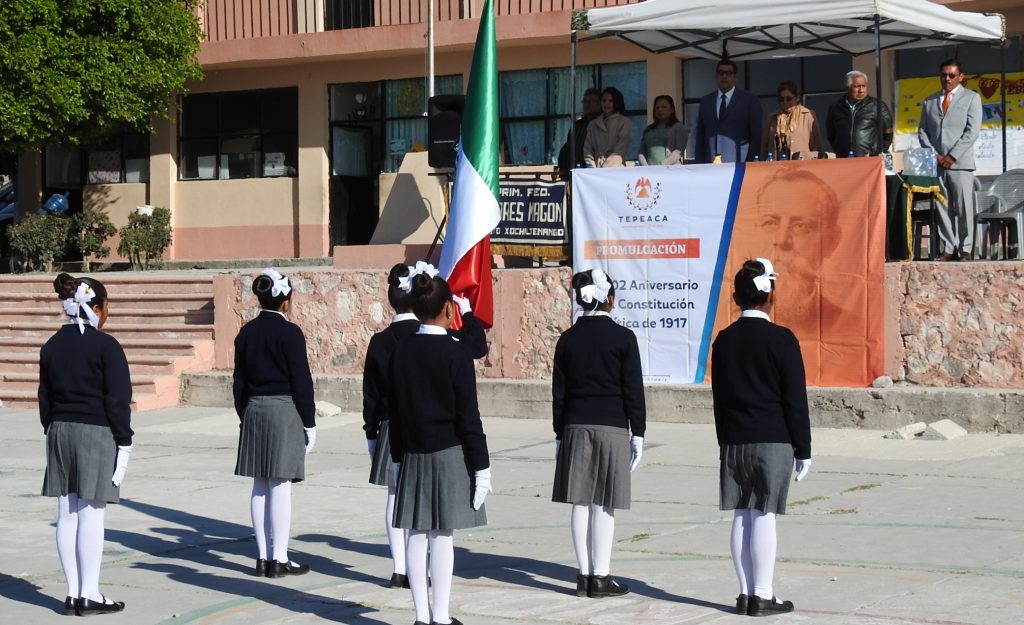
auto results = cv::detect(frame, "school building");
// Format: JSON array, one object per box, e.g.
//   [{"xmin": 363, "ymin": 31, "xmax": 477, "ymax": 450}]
[{"xmin": 15, "ymin": 0, "xmax": 1024, "ymax": 261}]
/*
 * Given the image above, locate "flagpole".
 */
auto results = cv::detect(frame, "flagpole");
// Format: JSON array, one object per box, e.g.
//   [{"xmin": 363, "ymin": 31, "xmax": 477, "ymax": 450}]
[{"xmin": 427, "ymin": 0, "xmax": 435, "ymax": 101}]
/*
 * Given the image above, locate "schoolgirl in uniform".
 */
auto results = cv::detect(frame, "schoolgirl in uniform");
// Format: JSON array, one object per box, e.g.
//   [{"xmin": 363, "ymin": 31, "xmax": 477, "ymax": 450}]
[
  {"xmin": 39, "ymin": 273, "xmax": 133, "ymax": 616},
  {"xmin": 363, "ymin": 262, "xmax": 489, "ymax": 589},
  {"xmin": 389, "ymin": 268, "xmax": 491, "ymax": 625},
  {"xmin": 233, "ymin": 268, "xmax": 317, "ymax": 579},
  {"xmin": 711, "ymin": 258, "xmax": 812, "ymax": 617},
  {"xmin": 551, "ymin": 268, "xmax": 646, "ymax": 598}
]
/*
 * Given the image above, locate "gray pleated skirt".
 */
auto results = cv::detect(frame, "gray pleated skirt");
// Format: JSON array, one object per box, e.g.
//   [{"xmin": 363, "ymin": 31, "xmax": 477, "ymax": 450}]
[
  {"xmin": 393, "ymin": 445, "xmax": 486, "ymax": 531},
  {"xmin": 552, "ymin": 424, "xmax": 631, "ymax": 510},
  {"xmin": 368, "ymin": 419, "xmax": 394, "ymax": 487},
  {"xmin": 720, "ymin": 443, "xmax": 794, "ymax": 514},
  {"xmin": 42, "ymin": 421, "xmax": 120, "ymax": 503},
  {"xmin": 234, "ymin": 396, "xmax": 306, "ymax": 482}
]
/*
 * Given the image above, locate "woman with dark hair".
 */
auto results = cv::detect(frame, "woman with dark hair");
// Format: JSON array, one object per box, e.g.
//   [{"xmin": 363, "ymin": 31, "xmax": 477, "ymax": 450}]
[
  {"xmin": 638, "ymin": 95, "xmax": 688, "ymax": 166},
  {"xmin": 761, "ymin": 81, "xmax": 822, "ymax": 160},
  {"xmin": 583, "ymin": 86, "xmax": 633, "ymax": 168},
  {"xmin": 233, "ymin": 268, "xmax": 316, "ymax": 579},
  {"xmin": 711, "ymin": 258, "xmax": 812, "ymax": 617},
  {"xmin": 551, "ymin": 268, "xmax": 645, "ymax": 598},
  {"xmin": 39, "ymin": 273, "xmax": 132, "ymax": 616},
  {"xmin": 388, "ymin": 266, "xmax": 491, "ymax": 625}
]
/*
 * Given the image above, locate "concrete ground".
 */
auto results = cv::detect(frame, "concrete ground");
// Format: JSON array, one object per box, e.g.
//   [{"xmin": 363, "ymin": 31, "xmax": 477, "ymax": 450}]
[{"xmin": 1, "ymin": 406, "xmax": 1022, "ymax": 625}]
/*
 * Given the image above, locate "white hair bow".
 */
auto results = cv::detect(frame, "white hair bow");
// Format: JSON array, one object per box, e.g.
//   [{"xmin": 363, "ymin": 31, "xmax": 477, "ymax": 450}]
[
  {"xmin": 261, "ymin": 267, "xmax": 292, "ymax": 297},
  {"xmin": 62, "ymin": 283, "xmax": 100, "ymax": 334},
  {"xmin": 752, "ymin": 257, "xmax": 779, "ymax": 294},
  {"xmin": 398, "ymin": 261, "xmax": 439, "ymax": 293},
  {"xmin": 579, "ymin": 268, "xmax": 613, "ymax": 304}
]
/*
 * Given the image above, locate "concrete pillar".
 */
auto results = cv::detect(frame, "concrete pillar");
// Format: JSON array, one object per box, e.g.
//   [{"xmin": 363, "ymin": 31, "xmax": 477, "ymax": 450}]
[
  {"xmin": 853, "ymin": 50, "xmax": 896, "ymax": 111},
  {"xmin": 647, "ymin": 54, "xmax": 683, "ymax": 113},
  {"xmin": 149, "ymin": 99, "xmax": 178, "ymax": 257},
  {"xmin": 15, "ymin": 151, "xmax": 43, "ymax": 220},
  {"xmin": 296, "ymin": 72, "xmax": 330, "ymax": 257}
]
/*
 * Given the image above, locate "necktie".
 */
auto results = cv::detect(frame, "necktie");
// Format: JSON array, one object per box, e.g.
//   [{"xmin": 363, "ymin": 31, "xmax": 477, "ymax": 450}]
[
  {"xmin": 941, "ymin": 91, "xmax": 951, "ymax": 115},
  {"xmin": 718, "ymin": 93, "xmax": 727, "ymax": 120}
]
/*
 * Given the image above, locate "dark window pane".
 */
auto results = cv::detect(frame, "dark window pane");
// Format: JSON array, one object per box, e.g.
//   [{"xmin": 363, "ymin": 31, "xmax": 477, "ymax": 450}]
[
  {"xmin": 221, "ymin": 91, "xmax": 260, "ymax": 135},
  {"xmin": 122, "ymin": 134, "xmax": 149, "ymax": 160},
  {"xmin": 748, "ymin": 58, "xmax": 800, "ymax": 96},
  {"xmin": 262, "ymin": 88, "xmax": 298, "ymax": 133},
  {"xmin": 180, "ymin": 139, "xmax": 218, "ymax": 180},
  {"xmin": 219, "ymin": 135, "xmax": 261, "ymax": 180},
  {"xmin": 503, "ymin": 120, "xmax": 545, "ymax": 164},
  {"xmin": 180, "ymin": 93, "xmax": 219, "ymax": 137},
  {"xmin": 500, "ymin": 70, "xmax": 547, "ymax": 117},
  {"xmin": 684, "ymin": 59, "xmax": 721, "ymax": 100},
  {"xmin": 262, "ymin": 134, "xmax": 298, "ymax": 177},
  {"xmin": 600, "ymin": 62, "xmax": 647, "ymax": 111},
  {"xmin": 804, "ymin": 55, "xmax": 852, "ymax": 92}
]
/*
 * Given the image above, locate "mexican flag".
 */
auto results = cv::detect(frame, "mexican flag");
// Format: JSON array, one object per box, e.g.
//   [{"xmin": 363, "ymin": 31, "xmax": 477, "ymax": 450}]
[{"xmin": 438, "ymin": 0, "xmax": 499, "ymax": 328}]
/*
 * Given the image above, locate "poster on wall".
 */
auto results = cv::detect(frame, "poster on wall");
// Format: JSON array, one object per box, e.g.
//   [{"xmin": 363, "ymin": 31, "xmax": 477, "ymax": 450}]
[
  {"xmin": 491, "ymin": 178, "xmax": 567, "ymax": 258},
  {"xmin": 894, "ymin": 72, "xmax": 1024, "ymax": 175},
  {"xmin": 572, "ymin": 159, "xmax": 885, "ymax": 387}
]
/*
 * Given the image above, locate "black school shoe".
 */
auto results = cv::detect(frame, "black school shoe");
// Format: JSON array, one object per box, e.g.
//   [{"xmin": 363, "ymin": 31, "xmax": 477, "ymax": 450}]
[
  {"xmin": 576, "ymin": 574, "xmax": 590, "ymax": 597},
  {"xmin": 747, "ymin": 595, "xmax": 794, "ymax": 617},
  {"xmin": 63, "ymin": 596, "xmax": 77, "ymax": 616},
  {"xmin": 265, "ymin": 560, "xmax": 310, "ymax": 578},
  {"xmin": 255, "ymin": 558, "xmax": 267, "ymax": 577},
  {"xmin": 430, "ymin": 618, "xmax": 463, "ymax": 625},
  {"xmin": 389, "ymin": 573, "xmax": 410, "ymax": 588},
  {"xmin": 735, "ymin": 594, "xmax": 749, "ymax": 614},
  {"xmin": 76, "ymin": 596, "xmax": 126, "ymax": 616},
  {"xmin": 588, "ymin": 575, "xmax": 629, "ymax": 598}
]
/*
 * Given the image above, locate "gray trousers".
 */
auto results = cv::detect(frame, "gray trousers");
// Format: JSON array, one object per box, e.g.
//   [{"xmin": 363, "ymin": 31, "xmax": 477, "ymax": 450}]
[{"xmin": 937, "ymin": 169, "xmax": 976, "ymax": 254}]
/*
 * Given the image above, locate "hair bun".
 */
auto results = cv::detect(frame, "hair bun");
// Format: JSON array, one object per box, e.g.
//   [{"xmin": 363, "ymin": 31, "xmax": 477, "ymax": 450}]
[
  {"xmin": 409, "ymin": 272, "xmax": 434, "ymax": 297},
  {"xmin": 53, "ymin": 273, "xmax": 77, "ymax": 299},
  {"xmin": 387, "ymin": 263, "xmax": 410, "ymax": 288}
]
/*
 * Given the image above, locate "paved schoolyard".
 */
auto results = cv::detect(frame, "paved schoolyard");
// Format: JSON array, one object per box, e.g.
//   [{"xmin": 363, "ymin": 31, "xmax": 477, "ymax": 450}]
[{"xmin": 1, "ymin": 406, "xmax": 1022, "ymax": 624}]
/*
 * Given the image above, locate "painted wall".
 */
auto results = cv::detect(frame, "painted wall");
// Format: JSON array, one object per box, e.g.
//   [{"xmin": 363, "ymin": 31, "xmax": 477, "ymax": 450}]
[
  {"xmin": 212, "ymin": 261, "xmax": 1024, "ymax": 388},
  {"xmin": 82, "ymin": 183, "xmax": 147, "ymax": 262}
]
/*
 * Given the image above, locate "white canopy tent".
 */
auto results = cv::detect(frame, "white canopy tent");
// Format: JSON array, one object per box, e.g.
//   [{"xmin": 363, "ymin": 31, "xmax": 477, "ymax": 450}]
[{"xmin": 568, "ymin": 0, "xmax": 1007, "ymax": 165}]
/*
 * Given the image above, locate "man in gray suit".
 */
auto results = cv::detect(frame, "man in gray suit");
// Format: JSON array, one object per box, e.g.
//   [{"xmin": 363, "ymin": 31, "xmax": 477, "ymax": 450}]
[{"xmin": 917, "ymin": 59, "xmax": 983, "ymax": 261}]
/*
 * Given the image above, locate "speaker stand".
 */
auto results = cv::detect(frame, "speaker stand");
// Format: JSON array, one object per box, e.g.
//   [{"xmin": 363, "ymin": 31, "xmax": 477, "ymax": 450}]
[{"xmin": 425, "ymin": 171, "xmax": 454, "ymax": 263}]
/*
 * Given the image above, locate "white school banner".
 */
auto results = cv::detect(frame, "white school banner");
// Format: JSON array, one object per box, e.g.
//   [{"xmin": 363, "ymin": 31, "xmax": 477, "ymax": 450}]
[{"xmin": 572, "ymin": 164, "xmax": 742, "ymax": 383}]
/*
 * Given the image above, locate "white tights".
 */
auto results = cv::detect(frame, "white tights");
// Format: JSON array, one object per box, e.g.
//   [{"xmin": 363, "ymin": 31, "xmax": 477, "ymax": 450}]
[
  {"xmin": 385, "ymin": 484, "xmax": 407, "ymax": 575},
  {"xmin": 731, "ymin": 508, "xmax": 778, "ymax": 599},
  {"xmin": 406, "ymin": 530, "xmax": 454, "ymax": 624},
  {"xmin": 251, "ymin": 478, "xmax": 292, "ymax": 563},
  {"xmin": 570, "ymin": 504, "xmax": 615, "ymax": 576},
  {"xmin": 56, "ymin": 494, "xmax": 107, "ymax": 602}
]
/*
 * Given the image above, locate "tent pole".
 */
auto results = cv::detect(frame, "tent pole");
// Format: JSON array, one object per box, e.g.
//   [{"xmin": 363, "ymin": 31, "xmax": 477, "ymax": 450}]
[
  {"xmin": 874, "ymin": 13, "xmax": 883, "ymax": 155},
  {"xmin": 1001, "ymin": 39, "xmax": 1007, "ymax": 173},
  {"xmin": 569, "ymin": 29, "xmax": 578, "ymax": 268}
]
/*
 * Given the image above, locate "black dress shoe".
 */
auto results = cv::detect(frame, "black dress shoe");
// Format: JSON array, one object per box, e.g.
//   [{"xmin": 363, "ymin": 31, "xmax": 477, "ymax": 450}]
[
  {"xmin": 748, "ymin": 595, "xmax": 794, "ymax": 617},
  {"xmin": 588, "ymin": 575, "xmax": 629, "ymax": 598},
  {"xmin": 63, "ymin": 596, "xmax": 77, "ymax": 615},
  {"xmin": 265, "ymin": 560, "xmax": 310, "ymax": 578},
  {"xmin": 430, "ymin": 618, "xmax": 463, "ymax": 625},
  {"xmin": 255, "ymin": 558, "xmax": 267, "ymax": 577},
  {"xmin": 735, "ymin": 593, "xmax": 749, "ymax": 614},
  {"xmin": 576, "ymin": 574, "xmax": 590, "ymax": 597},
  {"xmin": 76, "ymin": 596, "xmax": 126, "ymax": 616},
  {"xmin": 388, "ymin": 572, "xmax": 410, "ymax": 588},
  {"xmin": 937, "ymin": 252, "xmax": 959, "ymax": 261}
]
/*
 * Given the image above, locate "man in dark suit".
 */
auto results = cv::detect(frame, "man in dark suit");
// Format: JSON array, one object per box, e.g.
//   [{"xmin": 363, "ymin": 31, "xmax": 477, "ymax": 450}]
[
  {"xmin": 695, "ymin": 59, "xmax": 763, "ymax": 163},
  {"xmin": 917, "ymin": 58, "xmax": 983, "ymax": 260},
  {"xmin": 557, "ymin": 88, "xmax": 602, "ymax": 180}
]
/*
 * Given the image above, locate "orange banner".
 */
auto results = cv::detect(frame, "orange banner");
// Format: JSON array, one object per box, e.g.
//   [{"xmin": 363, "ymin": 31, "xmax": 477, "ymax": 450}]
[
  {"xmin": 584, "ymin": 238, "xmax": 700, "ymax": 260},
  {"xmin": 711, "ymin": 159, "xmax": 887, "ymax": 386}
]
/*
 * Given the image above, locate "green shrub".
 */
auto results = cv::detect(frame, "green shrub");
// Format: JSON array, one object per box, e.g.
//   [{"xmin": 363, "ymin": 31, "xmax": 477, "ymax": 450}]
[
  {"xmin": 6, "ymin": 212, "xmax": 72, "ymax": 272},
  {"xmin": 71, "ymin": 209, "xmax": 117, "ymax": 272},
  {"xmin": 117, "ymin": 206, "xmax": 172, "ymax": 270}
]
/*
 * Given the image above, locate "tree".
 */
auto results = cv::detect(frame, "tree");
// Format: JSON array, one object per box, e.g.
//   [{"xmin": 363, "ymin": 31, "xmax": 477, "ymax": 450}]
[{"xmin": 0, "ymin": 0, "xmax": 204, "ymax": 154}]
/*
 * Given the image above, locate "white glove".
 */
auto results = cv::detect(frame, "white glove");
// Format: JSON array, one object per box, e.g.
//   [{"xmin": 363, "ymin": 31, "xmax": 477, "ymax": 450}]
[
  {"xmin": 629, "ymin": 436, "xmax": 643, "ymax": 472},
  {"xmin": 637, "ymin": 154, "xmax": 649, "ymax": 166},
  {"xmin": 555, "ymin": 439, "xmax": 561, "ymax": 461},
  {"xmin": 367, "ymin": 438, "xmax": 377, "ymax": 459},
  {"xmin": 111, "ymin": 445, "xmax": 133, "ymax": 487},
  {"xmin": 303, "ymin": 427, "xmax": 317, "ymax": 454},
  {"xmin": 664, "ymin": 150, "xmax": 682, "ymax": 166},
  {"xmin": 794, "ymin": 458, "xmax": 812, "ymax": 482},
  {"xmin": 452, "ymin": 294, "xmax": 472, "ymax": 315},
  {"xmin": 391, "ymin": 461, "xmax": 401, "ymax": 485},
  {"xmin": 472, "ymin": 467, "xmax": 492, "ymax": 510}
]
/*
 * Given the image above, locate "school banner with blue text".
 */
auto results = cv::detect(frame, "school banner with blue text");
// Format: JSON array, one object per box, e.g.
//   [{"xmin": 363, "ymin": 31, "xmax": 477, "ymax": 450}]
[
  {"xmin": 491, "ymin": 179, "xmax": 567, "ymax": 258},
  {"xmin": 572, "ymin": 159, "xmax": 885, "ymax": 386}
]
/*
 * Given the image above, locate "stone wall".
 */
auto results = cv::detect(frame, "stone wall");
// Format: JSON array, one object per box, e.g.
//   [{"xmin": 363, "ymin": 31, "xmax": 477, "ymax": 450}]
[{"xmin": 213, "ymin": 262, "xmax": 1024, "ymax": 387}]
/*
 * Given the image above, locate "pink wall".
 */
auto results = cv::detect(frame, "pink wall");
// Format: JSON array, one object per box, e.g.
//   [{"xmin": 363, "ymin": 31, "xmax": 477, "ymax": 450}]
[{"xmin": 213, "ymin": 262, "xmax": 1024, "ymax": 387}]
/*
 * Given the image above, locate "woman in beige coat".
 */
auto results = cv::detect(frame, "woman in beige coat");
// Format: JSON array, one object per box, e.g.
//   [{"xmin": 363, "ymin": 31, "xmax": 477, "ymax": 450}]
[
  {"xmin": 761, "ymin": 81, "xmax": 822, "ymax": 160},
  {"xmin": 583, "ymin": 87, "xmax": 632, "ymax": 168}
]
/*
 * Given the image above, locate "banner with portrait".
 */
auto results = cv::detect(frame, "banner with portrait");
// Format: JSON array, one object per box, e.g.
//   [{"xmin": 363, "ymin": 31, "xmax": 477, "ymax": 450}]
[
  {"xmin": 894, "ymin": 72, "xmax": 1024, "ymax": 176},
  {"xmin": 572, "ymin": 159, "xmax": 885, "ymax": 386}
]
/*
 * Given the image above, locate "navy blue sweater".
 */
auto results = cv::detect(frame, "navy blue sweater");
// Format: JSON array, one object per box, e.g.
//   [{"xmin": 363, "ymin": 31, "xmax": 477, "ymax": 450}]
[
  {"xmin": 711, "ymin": 316, "xmax": 811, "ymax": 460},
  {"xmin": 233, "ymin": 310, "xmax": 316, "ymax": 428},
  {"xmin": 552, "ymin": 315, "xmax": 646, "ymax": 439},
  {"xmin": 38, "ymin": 324, "xmax": 134, "ymax": 446},
  {"xmin": 388, "ymin": 332, "xmax": 489, "ymax": 471}
]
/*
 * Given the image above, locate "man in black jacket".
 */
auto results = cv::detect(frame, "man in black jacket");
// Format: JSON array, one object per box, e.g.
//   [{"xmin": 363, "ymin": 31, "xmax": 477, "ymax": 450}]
[
  {"xmin": 826, "ymin": 70, "xmax": 893, "ymax": 157},
  {"xmin": 557, "ymin": 88, "xmax": 601, "ymax": 180}
]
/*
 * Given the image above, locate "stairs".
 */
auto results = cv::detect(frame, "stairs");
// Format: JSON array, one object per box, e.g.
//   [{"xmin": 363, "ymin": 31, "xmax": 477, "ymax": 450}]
[{"xmin": 0, "ymin": 274, "xmax": 217, "ymax": 411}]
